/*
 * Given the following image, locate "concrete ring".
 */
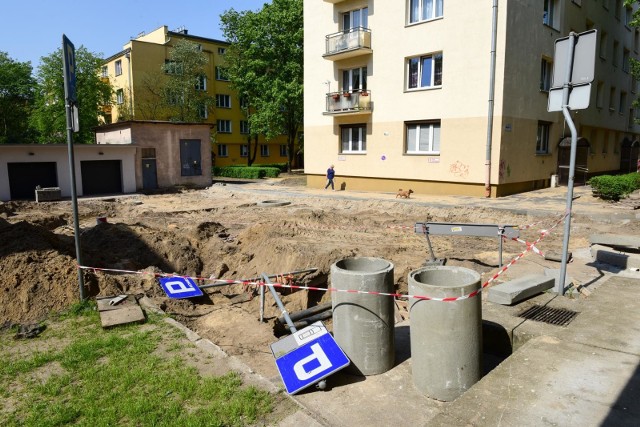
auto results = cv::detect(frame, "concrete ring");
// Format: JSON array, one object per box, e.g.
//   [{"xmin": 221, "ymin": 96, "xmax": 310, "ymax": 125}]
[{"xmin": 257, "ymin": 200, "xmax": 291, "ymax": 207}]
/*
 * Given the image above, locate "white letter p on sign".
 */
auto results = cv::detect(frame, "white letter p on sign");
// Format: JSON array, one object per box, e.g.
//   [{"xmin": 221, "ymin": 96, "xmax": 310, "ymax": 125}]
[{"xmin": 293, "ymin": 343, "xmax": 332, "ymax": 381}]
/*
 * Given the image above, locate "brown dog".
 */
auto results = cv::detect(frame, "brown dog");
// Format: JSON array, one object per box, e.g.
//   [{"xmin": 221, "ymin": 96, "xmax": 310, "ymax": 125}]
[{"xmin": 396, "ymin": 189, "xmax": 414, "ymax": 199}]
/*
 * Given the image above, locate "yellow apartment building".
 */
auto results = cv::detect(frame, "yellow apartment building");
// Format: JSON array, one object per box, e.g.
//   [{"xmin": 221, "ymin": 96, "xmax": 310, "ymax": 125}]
[
  {"xmin": 102, "ymin": 25, "xmax": 291, "ymax": 167},
  {"xmin": 304, "ymin": 0, "xmax": 640, "ymax": 196}
]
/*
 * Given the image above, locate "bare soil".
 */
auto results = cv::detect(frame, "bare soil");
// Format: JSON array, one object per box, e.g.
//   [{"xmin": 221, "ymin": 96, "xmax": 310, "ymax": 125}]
[{"xmin": 1, "ymin": 176, "xmax": 637, "ymax": 379}]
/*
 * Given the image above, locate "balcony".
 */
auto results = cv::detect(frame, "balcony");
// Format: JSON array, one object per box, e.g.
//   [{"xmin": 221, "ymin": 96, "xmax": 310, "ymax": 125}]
[
  {"xmin": 323, "ymin": 27, "xmax": 372, "ymax": 61},
  {"xmin": 324, "ymin": 90, "xmax": 372, "ymax": 115}
]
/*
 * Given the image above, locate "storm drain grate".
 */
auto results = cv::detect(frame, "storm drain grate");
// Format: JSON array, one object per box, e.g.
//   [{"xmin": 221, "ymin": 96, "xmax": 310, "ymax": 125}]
[{"xmin": 517, "ymin": 305, "xmax": 579, "ymax": 327}]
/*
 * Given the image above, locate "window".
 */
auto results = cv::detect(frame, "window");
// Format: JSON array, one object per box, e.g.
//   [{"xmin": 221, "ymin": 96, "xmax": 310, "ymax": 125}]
[
  {"xmin": 280, "ymin": 144, "xmax": 288, "ymax": 157},
  {"xmin": 116, "ymin": 89, "xmax": 124, "ymax": 105},
  {"xmin": 164, "ymin": 60, "xmax": 183, "ymax": 75},
  {"xmin": 216, "ymin": 94, "xmax": 231, "ymax": 108},
  {"xmin": 101, "ymin": 65, "xmax": 108, "ymax": 78},
  {"xmin": 623, "ymin": 48, "xmax": 630, "ymax": 73},
  {"xmin": 537, "ymin": 122, "xmax": 551, "ymax": 154},
  {"xmin": 408, "ymin": 53, "xmax": 443, "ymax": 89},
  {"xmin": 632, "ymin": 76, "xmax": 638, "ymax": 94},
  {"xmin": 195, "ymin": 75, "xmax": 207, "ymax": 91},
  {"xmin": 240, "ymin": 97, "xmax": 249, "ymax": 109},
  {"xmin": 342, "ymin": 67, "xmax": 367, "ymax": 92},
  {"xmin": 340, "ymin": 124, "xmax": 367, "ymax": 153},
  {"xmin": 609, "ymin": 87, "xmax": 616, "ymax": 110},
  {"xmin": 615, "ymin": 0, "xmax": 622, "ymax": 19},
  {"xmin": 543, "ymin": 0, "xmax": 558, "ymax": 28},
  {"xmin": 217, "ymin": 144, "xmax": 228, "ymax": 157},
  {"xmin": 406, "ymin": 121, "xmax": 441, "ymax": 154},
  {"xmin": 409, "ymin": 0, "xmax": 443, "ymax": 24},
  {"xmin": 240, "ymin": 144, "xmax": 248, "ymax": 157},
  {"xmin": 540, "ymin": 58, "xmax": 552, "ymax": 91},
  {"xmin": 596, "ymin": 81, "xmax": 604, "ymax": 107},
  {"xmin": 613, "ymin": 40, "xmax": 620, "ymax": 67},
  {"xmin": 198, "ymin": 104, "xmax": 208, "ymax": 119},
  {"xmin": 626, "ymin": 5, "xmax": 633, "ymax": 26},
  {"xmin": 260, "ymin": 144, "xmax": 269, "ymax": 157},
  {"xmin": 215, "ymin": 66, "xmax": 229, "ymax": 81},
  {"xmin": 218, "ymin": 47, "xmax": 226, "ymax": 55},
  {"xmin": 180, "ymin": 139, "xmax": 202, "ymax": 176},
  {"xmin": 217, "ymin": 119, "xmax": 232, "ymax": 133},
  {"xmin": 619, "ymin": 91, "xmax": 627, "ymax": 114},
  {"xmin": 240, "ymin": 120, "xmax": 250, "ymax": 134},
  {"xmin": 166, "ymin": 90, "xmax": 183, "ymax": 105},
  {"xmin": 599, "ymin": 31, "xmax": 608, "ymax": 59},
  {"xmin": 343, "ymin": 7, "xmax": 368, "ymax": 30},
  {"xmin": 115, "ymin": 60, "xmax": 122, "ymax": 76}
]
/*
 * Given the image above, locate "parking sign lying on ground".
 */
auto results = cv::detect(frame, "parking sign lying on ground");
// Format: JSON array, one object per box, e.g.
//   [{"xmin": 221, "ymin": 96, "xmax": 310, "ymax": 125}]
[{"xmin": 159, "ymin": 277, "xmax": 203, "ymax": 299}]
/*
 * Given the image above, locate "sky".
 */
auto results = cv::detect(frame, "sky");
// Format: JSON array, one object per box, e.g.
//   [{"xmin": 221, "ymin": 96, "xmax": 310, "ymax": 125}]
[{"xmin": 0, "ymin": 0, "xmax": 270, "ymax": 71}]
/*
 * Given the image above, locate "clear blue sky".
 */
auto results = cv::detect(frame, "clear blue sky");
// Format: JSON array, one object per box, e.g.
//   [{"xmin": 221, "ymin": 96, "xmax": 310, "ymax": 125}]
[{"xmin": 0, "ymin": 0, "xmax": 270, "ymax": 71}]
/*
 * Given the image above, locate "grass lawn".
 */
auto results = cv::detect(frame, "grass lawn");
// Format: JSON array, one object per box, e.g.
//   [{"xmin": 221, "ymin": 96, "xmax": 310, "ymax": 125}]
[{"xmin": 0, "ymin": 302, "xmax": 293, "ymax": 426}]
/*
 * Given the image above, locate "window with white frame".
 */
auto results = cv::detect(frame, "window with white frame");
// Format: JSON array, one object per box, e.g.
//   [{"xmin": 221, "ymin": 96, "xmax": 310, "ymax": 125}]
[
  {"xmin": 406, "ymin": 121, "xmax": 440, "ymax": 154},
  {"xmin": 195, "ymin": 75, "xmax": 207, "ymax": 91},
  {"xmin": 540, "ymin": 58, "xmax": 552, "ymax": 91},
  {"xmin": 198, "ymin": 104, "xmax": 208, "ymax": 119},
  {"xmin": 115, "ymin": 60, "xmax": 122, "ymax": 76},
  {"xmin": 217, "ymin": 119, "xmax": 232, "ymax": 133},
  {"xmin": 164, "ymin": 59, "xmax": 183, "ymax": 75},
  {"xmin": 218, "ymin": 47, "xmax": 226, "ymax": 55},
  {"xmin": 216, "ymin": 94, "xmax": 231, "ymax": 108},
  {"xmin": 215, "ymin": 66, "xmax": 229, "ymax": 81},
  {"xmin": 408, "ymin": 0, "xmax": 443, "ymax": 24},
  {"xmin": 101, "ymin": 65, "xmax": 108, "ymax": 78},
  {"xmin": 340, "ymin": 124, "xmax": 367, "ymax": 153},
  {"xmin": 343, "ymin": 7, "xmax": 368, "ymax": 30},
  {"xmin": 543, "ymin": 0, "xmax": 559, "ymax": 29},
  {"xmin": 218, "ymin": 144, "xmax": 228, "ymax": 157},
  {"xmin": 116, "ymin": 89, "xmax": 124, "ymax": 105},
  {"xmin": 407, "ymin": 53, "xmax": 442, "ymax": 89},
  {"xmin": 280, "ymin": 144, "xmax": 287, "ymax": 157},
  {"xmin": 166, "ymin": 90, "xmax": 183, "ymax": 105},
  {"xmin": 240, "ymin": 144, "xmax": 248, "ymax": 157},
  {"xmin": 240, "ymin": 97, "xmax": 249, "ymax": 109},
  {"xmin": 536, "ymin": 122, "xmax": 551, "ymax": 154},
  {"xmin": 260, "ymin": 144, "xmax": 269, "ymax": 157},
  {"xmin": 240, "ymin": 120, "xmax": 250, "ymax": 134},
  {"xmin": 342, "ymin": 67, "xmax": 367, "ymax": 92}
]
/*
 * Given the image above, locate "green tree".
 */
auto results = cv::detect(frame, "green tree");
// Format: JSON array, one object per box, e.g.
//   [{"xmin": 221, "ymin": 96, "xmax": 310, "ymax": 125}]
[
  {"xmin": 31, "ymin": 47, "xmax": 112, "ymax": 144},
  {"xmin": 220, "ymin": 0, "xmax": 303, "ymax": 171},
  {"xmin": 161, "ymin": 39, "xmax": 214, "ymax": 122},
  {"xmin": 626, "ymin": 1, "xmax": 640, "ymax": 120},
  {"xmin": 0, "ymin": 52, "xmax": 35, "ymax": 144}
]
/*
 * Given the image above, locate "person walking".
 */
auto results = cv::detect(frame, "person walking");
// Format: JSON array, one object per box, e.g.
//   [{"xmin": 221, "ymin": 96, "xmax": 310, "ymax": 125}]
[{"xmin": 324, "ymin": 164, "xmax": 336, "ymax": 190}]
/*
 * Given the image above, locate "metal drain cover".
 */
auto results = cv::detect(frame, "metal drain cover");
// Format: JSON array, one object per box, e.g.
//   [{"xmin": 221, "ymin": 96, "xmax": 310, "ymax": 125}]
[{"xmin": 517, "ymin": 305, "xmax": 578, "ymax": 327}]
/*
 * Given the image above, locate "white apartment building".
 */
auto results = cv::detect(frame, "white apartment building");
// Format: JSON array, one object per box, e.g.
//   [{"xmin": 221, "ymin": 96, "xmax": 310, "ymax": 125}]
[{"xmin": 304, "ymin": 0, "xmax": 640, "ymax": 196}]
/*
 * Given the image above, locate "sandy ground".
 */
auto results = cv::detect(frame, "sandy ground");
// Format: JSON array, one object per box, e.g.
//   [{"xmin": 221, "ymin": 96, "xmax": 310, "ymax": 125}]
[{"xmin": 1, "ymin": 175, "xmax": 638, "ymax": 380}]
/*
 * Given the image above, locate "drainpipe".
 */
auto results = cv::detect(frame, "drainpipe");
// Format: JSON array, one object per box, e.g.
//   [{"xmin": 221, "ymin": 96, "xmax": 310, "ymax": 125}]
[
  {"xmin": 485, "ymin": 0, "xmax": 499, "ymax": 197},
  {"xmin": 125, "ymin": 51, "xmax": 133, "ymax": 118}
]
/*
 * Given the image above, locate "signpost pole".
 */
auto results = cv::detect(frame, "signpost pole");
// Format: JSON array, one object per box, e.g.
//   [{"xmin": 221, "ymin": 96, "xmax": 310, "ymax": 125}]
[
  {"xmin": 557, "ymin": 33, "xmax": 577, "ymax": 296},
  {"xmin": 62, "ymin": 35, "xmax": 85, "ymax": 301}
]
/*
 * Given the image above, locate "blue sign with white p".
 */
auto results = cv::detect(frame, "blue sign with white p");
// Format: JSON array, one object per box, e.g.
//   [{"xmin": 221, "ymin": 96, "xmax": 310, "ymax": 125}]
[
  {"xmin": 159, "ymin": 277, "xmax": 203, "ymax": 299},
  {"xmin": 275, "ymin": 332, "xmax": 350, "ymax": 395}
]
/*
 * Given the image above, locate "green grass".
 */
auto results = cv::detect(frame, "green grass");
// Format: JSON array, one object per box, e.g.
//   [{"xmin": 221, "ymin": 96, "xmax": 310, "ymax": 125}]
[{"xmin": 0, "ymin": 303, "xmax": 276, "ymax": 426}]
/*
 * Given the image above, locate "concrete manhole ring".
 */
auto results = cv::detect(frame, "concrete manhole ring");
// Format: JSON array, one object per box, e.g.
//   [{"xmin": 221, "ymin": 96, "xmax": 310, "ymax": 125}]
[{"xmin": 257, "ymin": 200, "xmax": 291, "ymax": 207}]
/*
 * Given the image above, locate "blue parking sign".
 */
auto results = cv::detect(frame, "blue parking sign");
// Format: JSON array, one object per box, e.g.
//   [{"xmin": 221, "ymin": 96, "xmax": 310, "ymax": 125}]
[
  {"xmin": 159, "ymin": 277, "xmax": 203, "ymax": 299},
  {"xmin": 274, "ymin": 327, "xmax": 349, "ymax": 395}
]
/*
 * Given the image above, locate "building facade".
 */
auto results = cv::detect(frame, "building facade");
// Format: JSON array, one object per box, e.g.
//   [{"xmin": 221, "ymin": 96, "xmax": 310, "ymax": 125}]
[
  {"xmin": 304, "ymin": 0, "xmax": 640, "ymax": 196},
  {"xmin": 102, "ymin": 25, "xmax": 291, "ymax": 168}
]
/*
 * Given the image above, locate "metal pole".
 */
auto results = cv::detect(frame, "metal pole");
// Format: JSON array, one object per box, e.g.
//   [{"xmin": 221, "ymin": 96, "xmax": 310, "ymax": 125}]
[
  {"xmin": 484, "ymin": 0, "xmax": 499, "ymax": 197},
  {"xmin": 558, "ymin": 32, "xmax": 577, "ymax": 296},
  {"xmin": 259, "ymin": 284, "xmax": 265, "ymax": 322},
  {"xmin": 66, "ymin": 106, "xmax": 85, "ymax": 301},
  {"xmin": 262, "ymin": 273, "xmax": 297, "ymax": 333},
  {"xmin": 498, "ymin": 227, "xmax": 504, "ymax": 268}
]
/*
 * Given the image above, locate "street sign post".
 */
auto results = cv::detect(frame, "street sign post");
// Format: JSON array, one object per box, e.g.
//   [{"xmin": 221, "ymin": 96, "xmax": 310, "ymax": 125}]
[
  {"xmin": 159, "ymin": 277, "xmax": 204, "ymax": 299},
  {"xmin": 271, "ymin": 321, "xmax": 350, "ymax": 395}
]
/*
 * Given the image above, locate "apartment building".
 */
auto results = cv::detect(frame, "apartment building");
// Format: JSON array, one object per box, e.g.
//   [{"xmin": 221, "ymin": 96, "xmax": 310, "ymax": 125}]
[
  {"xmin": 304, "ymin": 0, "xmax": 640, "ymax": 196},
  {"xmin": 102, "ymin": 25, "xmax": 290, "ymax": 167}
]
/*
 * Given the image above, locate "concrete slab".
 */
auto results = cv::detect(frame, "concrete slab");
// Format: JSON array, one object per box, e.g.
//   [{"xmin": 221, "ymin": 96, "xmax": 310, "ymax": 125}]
[
  {"xmin": 591, "ymin": 244, "xmax": 640, "ymax": 269},
  {"xmin": 429, "ymin": 336, "xmax": 640, "ymax": 427},
  {"xmin": 96, "ymin": 295, "xmax": 145, "ymax": 328},
  {"xmin": 590, "ymin": 233, "xmax": 640, "ymax": 249},
  {"xmin": 487, "ymin": 274, "xmax": 554, "ymax": 305}
]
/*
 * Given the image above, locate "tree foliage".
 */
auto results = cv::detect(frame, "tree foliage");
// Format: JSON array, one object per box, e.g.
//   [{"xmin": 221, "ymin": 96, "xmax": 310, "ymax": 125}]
[
  {"xmin": 161, "ymin": 39, "xmax": 214, "ymax": 123},
  {"xmin": 30, "ymin": 46, "xmax": 112, "ymax": 144},
  {"xmin": 626, "ymin": 1, "xmax": 640, "ymax": 119},
  {"xmin": 0, "ymin": 52, "xmax": 35, "ymax": 144},
  {"xmin": 220, "ymin": 0, "xmax": 303, "ymax": 170}
]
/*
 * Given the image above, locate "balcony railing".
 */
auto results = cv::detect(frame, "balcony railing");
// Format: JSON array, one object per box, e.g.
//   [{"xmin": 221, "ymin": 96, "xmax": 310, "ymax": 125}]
[
  {"xmin": 325, "ymin": 90, "xmax": 372, "ymax": 115},
  {"xmin": 324, "ymin": 27, "xmax": 372, "ymax": 60}
]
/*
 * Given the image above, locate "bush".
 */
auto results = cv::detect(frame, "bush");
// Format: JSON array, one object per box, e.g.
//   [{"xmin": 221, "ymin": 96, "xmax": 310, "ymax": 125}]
[
  {"xmin": 212, "ymin": 166, "xmax": 281, "ymax": 179},
  {"xmin": 588, "ymin": 173, "xmax": 640, "ymax": 201}
]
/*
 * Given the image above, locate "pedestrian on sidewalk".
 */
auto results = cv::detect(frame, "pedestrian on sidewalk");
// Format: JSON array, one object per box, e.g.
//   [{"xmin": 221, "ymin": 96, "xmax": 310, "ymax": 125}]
[{"xmin": 324, "ymin": 165, "xmax": 336, "ymax": 190}]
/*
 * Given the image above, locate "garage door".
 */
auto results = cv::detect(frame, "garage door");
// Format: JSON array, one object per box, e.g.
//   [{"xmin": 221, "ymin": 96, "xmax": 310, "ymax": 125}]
[
  {"xmin": 8, "ymin": 162, "xmax": 58, "ymax": 200},
  {"xmin": 81, "ymin": 160, "xmax": 122, "ymax": 195}
]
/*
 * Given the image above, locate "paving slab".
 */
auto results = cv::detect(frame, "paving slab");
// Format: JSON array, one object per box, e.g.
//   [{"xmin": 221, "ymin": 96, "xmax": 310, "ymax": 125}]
[
  {"xmin": 96, "ymin": 295, "xmax": 145, "ymax": 328},
  {"xmin": 487, "ymin": 274, "xmax": 554, "ymax": 305}
]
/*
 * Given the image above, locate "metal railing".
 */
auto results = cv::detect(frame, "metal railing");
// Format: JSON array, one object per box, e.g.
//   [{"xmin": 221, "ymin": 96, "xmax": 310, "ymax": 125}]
[
  {"xmin": 325, "ymin": 90, "xmax": 372, "ymax": 114},
  {"xmin": 325, "ymin": 27, "xmax": 371, "ymax": 56}
]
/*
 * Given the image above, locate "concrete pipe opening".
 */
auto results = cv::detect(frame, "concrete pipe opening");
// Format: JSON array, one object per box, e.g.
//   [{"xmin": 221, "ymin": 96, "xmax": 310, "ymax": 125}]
[
  {"xmin": 331, "ymin": 257, "xmax": 395, "ymax": 376},
  {"xmin": 409, "ymin": 266, "xmax": 482, "ymax": 401}
]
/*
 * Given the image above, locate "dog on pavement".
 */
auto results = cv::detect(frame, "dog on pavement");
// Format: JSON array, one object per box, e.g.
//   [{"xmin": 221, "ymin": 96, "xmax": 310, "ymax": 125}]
[{"xmin": 396, "ymin": 189, "xmax": 414, "ymax": 199}]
